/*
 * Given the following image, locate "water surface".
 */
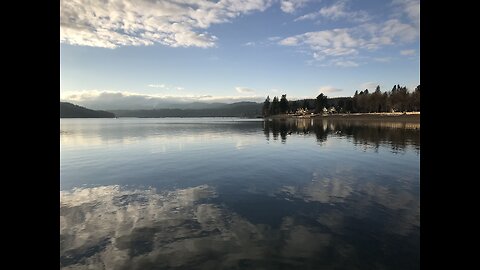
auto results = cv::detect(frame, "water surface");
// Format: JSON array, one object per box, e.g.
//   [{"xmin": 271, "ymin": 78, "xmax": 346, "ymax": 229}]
[{"xmin": 60, "ymin": 117, "xmax": 420, "ymax": 270}]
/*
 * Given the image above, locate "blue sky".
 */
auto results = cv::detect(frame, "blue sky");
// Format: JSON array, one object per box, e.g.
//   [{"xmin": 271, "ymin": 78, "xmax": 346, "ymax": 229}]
[{"xmin": 60, "ymin": 0, "xmax": 419, "ymax": 109}]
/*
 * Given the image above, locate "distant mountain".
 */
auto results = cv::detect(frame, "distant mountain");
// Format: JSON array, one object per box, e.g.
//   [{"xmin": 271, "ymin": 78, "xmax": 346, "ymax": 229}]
[
  {"xmin": 60, "ymin": 102, "xmax": 116, "ymax": 118},
  {"xmin": 112, "ymin": 102, "xmax": 262, "ymax": 118},
  {"xmin": 176, "ymin": 102, "xmax": 227, "ymax": 110},
  {"xmin": 65, "ymin": 97, "xmax": 263, "ymax": 111}
]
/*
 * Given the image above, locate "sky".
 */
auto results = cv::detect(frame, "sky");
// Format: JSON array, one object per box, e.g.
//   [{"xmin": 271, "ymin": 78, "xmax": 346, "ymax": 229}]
[{"xmin": 60, "ymin": 0, "xmax": 419, "ymax": 110}]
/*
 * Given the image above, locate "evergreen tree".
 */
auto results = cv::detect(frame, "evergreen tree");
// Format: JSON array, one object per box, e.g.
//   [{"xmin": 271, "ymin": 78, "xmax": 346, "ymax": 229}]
[
  {"xmin": 413, "ymin": 85, "xmax": 420, "ymax": 111},
  {"xmin": 270, "ymin": 96, "xmax": 280, "ymax": 115},
  {"xmin": 382, "ymin": 92, "xmax": 389, "ymax": 112},
  {"xmin": 315, "ymin": 93, "xmax": 328, "ymax": 113},
  {"xmin": 352, "ymin": 90, "xmax": 359, "ymax": 112},
  {"xmin": 357, "ymin": 90, "xmax": 366, "ymax": 112},
  {"xmin": 372, "ymin": 85, "xmax": 382, "ymax": 112},
  {"xmin": 279, "ymin": 94, "xmax": 289, "ymax": 114},
  {"xmin": 262, "ymin": 96, "xmax": 271, "ymax": 117},
  {"xmin": 289, "ymin": 100, "xmax": 299, "ymax": 113},
  {"xmin": 302, "ymin": 99, "xmax": 309, "ymax": 110}
]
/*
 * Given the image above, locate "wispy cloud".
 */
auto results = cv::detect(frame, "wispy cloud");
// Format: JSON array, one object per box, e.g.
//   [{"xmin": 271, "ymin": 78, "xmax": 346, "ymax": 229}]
[
  {"xmin": 148, "ymin": 84, "xmax": 166, "ymax": 88},
  {"xmin": 392, "ymin": 0, "xmax": 420, "ymax": 26},
  {"xmin": 60, "ymin": 0, "xmax": 273, "ymax": 48},
  {"xmin": 148, "ymin": 83, "xmax": 185, "ymax": 91},
  {"xmin": 335, "ymin": 60, "xmax": 359, "ymax": 67},
  {"xmin": 280, "ymin": 0, "xmax": 310, "ymax": 13},
  {"xmin": 318, "ymin": 86, "xmax": 343, "ymax": 94},
  {"xmin": 279, "ymin": 18, "xmax": 418, "ymax": 66},
  {"xmin": 400, "ymin": 49, "xmax": 415, "ymax": 56},
  {"xmin": 235, "ymin": 87, "xmax": 256, "ymax": 93},
  {"xmin": 295, "ymin": 1, "xmax": 370, "ymax": 23},
  {"xmin": 279, "ymin": 37, "xmax": 300, "ymax": 46},
  {"xmin": 61, "ymin": 90, "xmax": 263, "ymax": 110}
]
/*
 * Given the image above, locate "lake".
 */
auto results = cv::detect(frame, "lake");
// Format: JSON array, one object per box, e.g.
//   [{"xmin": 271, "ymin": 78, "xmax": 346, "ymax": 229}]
[{"xmin": 60, "ymin": 117, "xmax": 420, "ymax": 270}]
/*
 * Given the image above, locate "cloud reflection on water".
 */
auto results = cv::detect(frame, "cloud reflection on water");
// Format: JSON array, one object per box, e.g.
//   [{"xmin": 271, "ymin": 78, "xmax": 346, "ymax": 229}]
[{"xmin": 61, "ymin": 179, "xmax": 418, "ymax": 269}]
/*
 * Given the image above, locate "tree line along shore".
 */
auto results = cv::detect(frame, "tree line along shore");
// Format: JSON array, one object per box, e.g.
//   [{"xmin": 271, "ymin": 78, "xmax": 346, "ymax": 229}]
[{"xmin": 262, "ymin": 84, "xmax": 420, "ymax": 120}]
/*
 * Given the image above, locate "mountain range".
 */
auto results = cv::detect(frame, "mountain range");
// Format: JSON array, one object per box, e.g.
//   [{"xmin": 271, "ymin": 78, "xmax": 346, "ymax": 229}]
[
  {"xmin": 60, "ymin": 102, "xmax": 116, "ymax": 118},
  {"xmin": 60, "ymin": 101, "xmax": 262, "ymax": 118}
]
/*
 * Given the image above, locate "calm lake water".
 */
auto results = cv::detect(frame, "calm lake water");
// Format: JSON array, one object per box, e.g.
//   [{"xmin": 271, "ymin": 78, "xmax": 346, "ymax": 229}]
[{"xmin": 60, "ymin": 117, "xmax": 420, "ymax": 270}]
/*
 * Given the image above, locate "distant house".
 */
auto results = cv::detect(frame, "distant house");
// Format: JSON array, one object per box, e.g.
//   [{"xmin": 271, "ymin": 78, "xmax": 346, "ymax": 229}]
[
  {"xmin": 295, "ymin": 108, "xmax": 309, "ymax": 115},
  {"xmin": 328, "ymin": 107, "xmax": 336, "ymax": 114}
]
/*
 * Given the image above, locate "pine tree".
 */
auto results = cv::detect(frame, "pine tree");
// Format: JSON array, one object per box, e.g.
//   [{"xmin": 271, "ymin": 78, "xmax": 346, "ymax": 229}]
[
  {"xmin": 270, "ymin": 96, "xmax": 280, "ymax": 115},
  {"xmin": 315, "ymin": 93, "xmax": 328, "ymax": 113},
  {"xmin": 302, "ymin": 99, "xmax": 309, "ymax": 110},
  {"xmin": 262, "ymin": 96, "xmax": 271, "ymax": 117},
  {"xmin": 279, "ymin": 94, "xmax": 289, "ymax": 114}
]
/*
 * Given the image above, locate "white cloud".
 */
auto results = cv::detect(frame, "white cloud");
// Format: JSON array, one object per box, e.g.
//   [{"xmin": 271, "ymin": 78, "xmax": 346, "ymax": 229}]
[
  {"xmin": 280, "ymin": 28, "xmax": 360, "ymax": 63},
  {"xmin": 318, "ymin": 1, "xmax": 349, "ymax": 19},
  {"xmin": 61, "ymin": 90, "xmax": 263, "ymax": 110},
  {"xmin": 393, "ymin": 0, "xmax": 420, "ymax": 26},
  {"xmin": 377, "ymin": 19, "xmax": 418, "ymax": 44},
  {"xmin": 148, "ymin": 83, "xmax": 185, "ymax": 91},
  {"xmin": 235, "ymin": 87, "xmax": 255, "ymax": 93},
  {"xmin": 400, "ymin": 49, "xmax": 415, "ymax": 56},
  {"xmin": 148, "ymin": 84, "xmax": 166, "ymax": 88},
  {"xmin": 334, "ymin": 60, "xmax": 358, "ymax": 67},
  {"xmin": 294, "ymin": 1, "xmax": 370, "ymax": 23},
  {"xmin": 280, "ymin": 0, "xmax": 310, "ymax": 13},
  {"xmin": 60, "ymin": 0, "xmax": 273, "ymax": 48},
  {"xmin": 279, "ymin": 37, "xmax": 299, "ymax": 46},
  {"xmin": 279, "ymin": 19, "xmax": 418, "ymax": 66},
  {"xmin": 244, "ymin": 41, "xmax": 256, "ymax": 46},
  {"xmin": 318, "ymin": 86, "xmax": 342, "ymax": 94},
  {"xmin": 294, "ymin": 12, "xmax": 318, "ymax": 21}
]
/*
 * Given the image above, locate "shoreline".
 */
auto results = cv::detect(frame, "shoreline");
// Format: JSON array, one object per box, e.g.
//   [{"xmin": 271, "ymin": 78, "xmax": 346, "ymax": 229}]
[{"xmin": 267, "ymin": 112, "xmax": 420, "ymax": 123}]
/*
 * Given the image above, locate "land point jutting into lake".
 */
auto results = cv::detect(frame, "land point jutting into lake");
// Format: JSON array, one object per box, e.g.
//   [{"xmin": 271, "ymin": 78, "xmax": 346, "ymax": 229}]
[
  {"xmin": 267, "ymin": 112, "xmax": 420, "ymax": 122},
  {"xmin": 261, "ymin": 84, "xmax": 420, "ymax": 119}
]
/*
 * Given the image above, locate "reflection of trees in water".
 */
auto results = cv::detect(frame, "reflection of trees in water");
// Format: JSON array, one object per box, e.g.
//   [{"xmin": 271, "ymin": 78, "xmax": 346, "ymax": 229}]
[
  {"xmin": 60, "ymin": 183, "xmax": 418, "ymax": 270},
  {"xmin": 263, "ymin": 118, "xmax": 420, "ymax": 150},
  {"xmin": 263, "ymin": 119, "xmax": 329, "ymax": 143}
]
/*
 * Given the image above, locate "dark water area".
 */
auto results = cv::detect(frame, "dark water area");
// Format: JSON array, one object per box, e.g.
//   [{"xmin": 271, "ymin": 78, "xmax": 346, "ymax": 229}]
[{"xmin": 60, "ymin": 117, "xmax": 419, "ymax": 269}]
